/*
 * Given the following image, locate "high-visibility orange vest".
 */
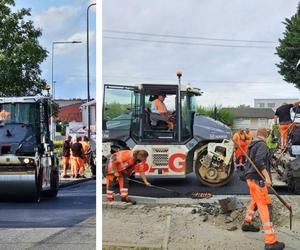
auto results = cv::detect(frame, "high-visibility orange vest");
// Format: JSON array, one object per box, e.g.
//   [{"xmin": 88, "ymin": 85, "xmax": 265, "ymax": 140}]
[
  {"xmin": 153, "ymin": 99, "xmax": 168, "ymax": 114},
  {"xmin": 107, "ymin": 150, "xmax": 134, "ymax": 174},
  {"xmin": 81, "ymin": 141, "xmax": 90, "ymax": 155}
]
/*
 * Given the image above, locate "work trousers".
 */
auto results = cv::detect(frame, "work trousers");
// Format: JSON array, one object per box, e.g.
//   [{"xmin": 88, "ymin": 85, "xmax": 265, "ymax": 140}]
[
  {"xmin": 106, "ymin": 172, "xmax": 130, "ymax": 202},
  {"xmin": 246, "ymin": 179, "xmax": 277, "ymax": 244},
  {"xmin": 279, "ymin": 123, "xmax": 294, "ymax": 150},
  {"xmin": 71, "ymin": 157, "xmax": 84, "ymax": 175},
  {"xmin": 62, "ymin": 156, "xmax": 70, "ymax": 175}
]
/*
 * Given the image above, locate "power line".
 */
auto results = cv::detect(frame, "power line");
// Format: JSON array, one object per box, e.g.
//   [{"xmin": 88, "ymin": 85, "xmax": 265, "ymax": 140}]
[
  {"xmin": 102, "ymin": 74, "xmax": 285, "ymax": 84},
  {"xmin": 103, "ymin": 36, "xmax": 276, "ymax": 49},
  {"xmin": 103, "ymin": 29, "xmax": 278, "ymax": 44}
]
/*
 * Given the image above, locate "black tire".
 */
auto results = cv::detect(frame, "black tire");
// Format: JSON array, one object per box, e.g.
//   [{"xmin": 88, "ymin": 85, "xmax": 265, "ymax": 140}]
[
  {"xmin": 195, "ymin": 145, "xmax": 235, "ymax": 187},
  {"xmin": 43, "ymin": 169, "xmax": 59, "ymax": 198},
  {"xmin": 90, "ymin": 154, "xmax": 96, "ymax": 176},
  {"xmin": 32, "ymin": 168, "xmax": 42, "ymax": 202}
]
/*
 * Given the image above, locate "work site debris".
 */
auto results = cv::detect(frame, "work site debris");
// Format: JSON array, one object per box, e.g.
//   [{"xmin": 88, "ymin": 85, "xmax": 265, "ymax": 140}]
[
  {"xmin": 191, "ymin": 192, "xmax": 213, "ymax": 199},
  {"xmin": 227, "ymin": 225, "xmax": 238, "ymax": 231},
  {"xmin": 218, "ymin": 197, "xmax": 244, "ymax": 214}
]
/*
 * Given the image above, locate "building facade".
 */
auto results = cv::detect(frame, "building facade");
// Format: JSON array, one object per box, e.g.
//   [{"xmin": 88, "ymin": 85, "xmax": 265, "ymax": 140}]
[
  {"xmin": 227, "ymin": 107, "xmax": 275, "ymax": 135},
  {"xmin": 254, "ymin": 98, "xmax": 298, "ymax": 111}
]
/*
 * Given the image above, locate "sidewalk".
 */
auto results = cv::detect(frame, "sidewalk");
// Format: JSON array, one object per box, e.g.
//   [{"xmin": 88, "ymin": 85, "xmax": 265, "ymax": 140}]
[
  {"xmin": 103, "ymin": 196, "xmax": 300, "ymax": 250},
  {"xmin": 59, "ymin": 170, "xmax": 95, "ymax": 188}
]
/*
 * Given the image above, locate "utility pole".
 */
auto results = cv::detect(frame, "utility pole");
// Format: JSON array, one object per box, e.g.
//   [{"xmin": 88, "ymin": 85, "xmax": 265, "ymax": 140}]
[{"xmin": 87, "ymin": 2, "xmax": 96, "ymax": 139}]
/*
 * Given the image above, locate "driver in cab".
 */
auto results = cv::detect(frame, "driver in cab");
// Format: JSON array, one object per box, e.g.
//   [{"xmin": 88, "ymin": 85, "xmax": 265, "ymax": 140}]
[
  {"xmin": 0, "ymin": 109, "xmax": 11, "ymax": 121},
  {"xmin": 150, "ymin": 94, "xmax": 174, "ymax": 129}
]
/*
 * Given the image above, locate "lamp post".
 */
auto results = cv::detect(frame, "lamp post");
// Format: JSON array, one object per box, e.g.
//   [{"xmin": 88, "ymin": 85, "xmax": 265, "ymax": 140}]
[
  {"xmin": 51, "ymin": 40, "xmax": 82, "ymax": 140},
  {"xmin": 87, "ymin": 3, "xmax": 96, "ymax": 139},
  {"xmin": 177, "ymin": 70, "xmax": 182, "ymax": 142}
]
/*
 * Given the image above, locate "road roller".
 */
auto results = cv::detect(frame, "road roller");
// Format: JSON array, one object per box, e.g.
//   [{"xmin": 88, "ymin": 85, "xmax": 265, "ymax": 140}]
[{"xmin": 0, "ymin": 95, "xmax": 59, "ymax": 202}]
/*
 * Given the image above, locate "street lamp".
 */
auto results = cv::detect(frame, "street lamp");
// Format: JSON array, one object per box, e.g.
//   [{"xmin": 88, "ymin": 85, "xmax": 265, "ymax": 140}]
[
  {"xmin": 87, "ymin": 2, "xmax": 96, "ymax": 139},
  {"xmin": 51, "ymin": 40, "xmax": 82, "ymax": 140}
]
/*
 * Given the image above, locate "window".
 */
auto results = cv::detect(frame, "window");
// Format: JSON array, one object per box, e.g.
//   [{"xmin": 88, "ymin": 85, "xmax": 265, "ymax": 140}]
[
  {"xmin": 235, "ymin": 118, "xmax": 251, "ymax": 128},
  {"xmin": 181, "ymin": 92, "xmax": 196, "ymax": 141},
  {"xmin": 267, "ymin": 103, "xmax": 275, "ymax": 108},
  {"xmin": 258, "ymin": 103, "xmax": 265, "ymax": 108},
  {"xmin": 103, "ymin": 86, "xmax": 135, "ymax": 130}
]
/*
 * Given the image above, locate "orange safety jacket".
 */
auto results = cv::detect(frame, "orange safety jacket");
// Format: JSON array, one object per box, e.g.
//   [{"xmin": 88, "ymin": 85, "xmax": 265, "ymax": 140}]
[
  {"xmin": 107, "ymin": 150, "xmax": 148, "ymax": 175},
  {"xmin": 81, "ymin": 141, "xmax": 90, "ymax": 155},
  {"xmin": 152, "ymin": 99, "xmax": 168, "ymax": 114}
]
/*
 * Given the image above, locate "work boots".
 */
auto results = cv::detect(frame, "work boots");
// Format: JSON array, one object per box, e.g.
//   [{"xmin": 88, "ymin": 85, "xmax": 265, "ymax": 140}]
[
  {"xmin": 121, "ymin": 196, "xmax": 137, "ymax": 205},
  {"xmin": 265, "ymin": 241, "xmax": 285, "ymax": 250},
  {"xmin": 241, "ymin": 221, "xmax": 260, "ymax": 232}
]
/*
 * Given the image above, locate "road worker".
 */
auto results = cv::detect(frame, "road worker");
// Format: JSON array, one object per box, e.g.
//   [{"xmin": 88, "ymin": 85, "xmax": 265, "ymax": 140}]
[
  {"xmin": 233, "ymin": 129, "xmax": 248, "ymax": 169},
  {"xmin": 274, "ymin": 101, "xmax": 300, "ymax": 150},
  {"xmin": 71, "ymin": 136, "xmax": 85, "ymax": 178},
  {"xmin": 0, "ymin": 109, "xmax": 11, "ymax": 121},
  {"xmin": 62, "ymin": 135, "xmax": 72, "ymax": 178},
  {"xmin": 150, "ymin": 94, "xmax": 174, "ymax": 129},
  {"xmin": 242, "ymin": 128, "xmax": 285, "ymax": 250},
  {"xmin": 245, "ymin": 128, "xmax": 254, "ymax": 145},
  {"xmin": 106, "ymin": 149, "xmax": 151, "ymax": 204},
  {"xmin": 80, "ymin": 136, "xmax": 91, "ymax": 174}
]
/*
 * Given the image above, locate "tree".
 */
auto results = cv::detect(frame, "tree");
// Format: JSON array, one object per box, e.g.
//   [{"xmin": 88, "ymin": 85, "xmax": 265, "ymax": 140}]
[
  {"xmin": 197, "ymin": 106, "xmax": 235, "ymax": 127},
  {"xmin": 276, "ymin": 3, "xmax": 300, "ymax": 89},
  {"xmin": 0, "ymin": 0, "xmax": 48, "ymax": 96},
  {"xmin": 237, "ymin": 104, "xmax": 251, "ymax": 108}
]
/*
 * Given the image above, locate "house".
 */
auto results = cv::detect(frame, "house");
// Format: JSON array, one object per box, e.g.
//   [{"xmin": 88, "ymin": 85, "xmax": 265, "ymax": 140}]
[
  {"xmin": 54, "ymin": 98, "xmax": 85, "ymax": 108},
  {"xmin": 81, "ymin": 100, "xmax": 96, "ymax": 127},
  {"xmin": 226, "ymin": 107, "xmax": 275, "ymax": 134},
  {"xmin": 254, "ymin": 98, "xmax": 298, "ymax": 111},
  {"xmin": 57, "ymin": 103, "xmax": 83, "ymax": 122}
]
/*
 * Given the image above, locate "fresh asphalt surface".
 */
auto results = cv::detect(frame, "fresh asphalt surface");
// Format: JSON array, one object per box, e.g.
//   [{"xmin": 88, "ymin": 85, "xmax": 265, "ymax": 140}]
[
  {"xmin": 102, "ymin": 171, "xmax": 293, "ymax": 198},
  {"xmin": 0, "ymin": 180, "xmax": 96, "ymax": 228}
]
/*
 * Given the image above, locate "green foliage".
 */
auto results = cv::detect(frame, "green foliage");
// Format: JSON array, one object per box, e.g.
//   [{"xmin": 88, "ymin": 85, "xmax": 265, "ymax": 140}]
[
  {"xmin": 276, "ymin": 3, "xmax": 300, "ymax": 89},
  {"xmin": 0, "ymin": 0, "xmax": 48, "ymax": 96},
  {"xmin": 197, "ymin": 106, "xmax": 235, "ymax": 127},
  {"xmin": 104, "ymin": 102, "xmax": 131, "ymax": 119},
  {"xmin": 237, "ymin": 104, "xmax": 251, "ymax": 108}
]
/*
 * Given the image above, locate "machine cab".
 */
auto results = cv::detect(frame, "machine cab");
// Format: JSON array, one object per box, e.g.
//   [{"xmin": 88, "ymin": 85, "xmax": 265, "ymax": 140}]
[{"xmin": 103, "ymin": 83, "xmax": 202, "ymax": 144}]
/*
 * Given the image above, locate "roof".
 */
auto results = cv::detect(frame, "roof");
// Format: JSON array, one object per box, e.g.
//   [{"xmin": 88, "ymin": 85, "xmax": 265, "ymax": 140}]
[
  {"xmin": 0, "ymin": 95, "xmax": 49, "ymax": 103},
  {"xmin": 225, "ymin": 107, "xmax": 275, "ymax": 119}
]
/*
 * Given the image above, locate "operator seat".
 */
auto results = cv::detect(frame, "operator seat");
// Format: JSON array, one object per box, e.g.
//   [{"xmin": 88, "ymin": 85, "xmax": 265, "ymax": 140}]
[
  {"xmin": 147, "ymin": 95, "xmax": 169, "ymax": 130},
  {"xmin": 145, "ymin": 108, "xmax": 168, "ymax": 130}
]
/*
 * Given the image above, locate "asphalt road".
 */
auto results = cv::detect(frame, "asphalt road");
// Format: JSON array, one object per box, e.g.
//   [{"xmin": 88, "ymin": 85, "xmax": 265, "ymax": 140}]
[
  {"xmin": 0, "ymin": 180, "xmax": 96, "ymax": 250},
  {"xmin": 103, "ymin": 172, "xmax": 293, "ymax": 198}
]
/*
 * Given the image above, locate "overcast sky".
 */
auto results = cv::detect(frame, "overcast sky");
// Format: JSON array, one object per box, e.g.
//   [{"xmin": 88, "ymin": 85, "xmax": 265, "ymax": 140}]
[
  {"xmin": 14, "ymin": 0, "xmax": 96, "ymax": 100},
  {"xmin": 103, "ymin": 0, "xmax": 300, "ymax": 107}
]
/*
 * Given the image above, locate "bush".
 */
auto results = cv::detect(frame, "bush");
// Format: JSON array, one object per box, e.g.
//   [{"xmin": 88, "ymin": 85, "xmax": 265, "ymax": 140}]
[
  {"xmin": 53, "ymin": 140, "xmax": 63, "ymax": 153},
  {"xmin": 197, "ymin": 106, "xmax": 235, "ymax": 127}
]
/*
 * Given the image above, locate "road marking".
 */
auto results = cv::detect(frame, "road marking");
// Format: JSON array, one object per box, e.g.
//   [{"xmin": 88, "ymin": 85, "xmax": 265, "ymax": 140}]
[{"xmin": 163, "ymin": 215, "xmax": 172, "ymax": 250}]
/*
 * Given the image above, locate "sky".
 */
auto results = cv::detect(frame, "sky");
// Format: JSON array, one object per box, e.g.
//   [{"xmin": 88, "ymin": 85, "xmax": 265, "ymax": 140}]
[
  {"xmin": 14, "ymin": 0, "xmax": 96, "ymax": 100},
  {"xmin": 103, "ymin": 0, "xmax": 300, "ymax": 107}
]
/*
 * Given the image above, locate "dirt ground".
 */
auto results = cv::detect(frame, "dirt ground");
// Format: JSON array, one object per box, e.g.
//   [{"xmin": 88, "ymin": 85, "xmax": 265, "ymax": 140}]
[{"xmin": 102, "ymin": 196, "xmax": 300, "ymax": 250}]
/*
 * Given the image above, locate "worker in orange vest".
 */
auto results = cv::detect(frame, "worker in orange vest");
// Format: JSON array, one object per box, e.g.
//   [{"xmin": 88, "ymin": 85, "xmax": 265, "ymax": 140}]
[
  {"xmin": 80, "ymin": 136, "xmax": 91, "ymax": 172},
  {"xmin": 233, "ymin": 129, "xmax": 248, "ymax": 169},
  {"xmin": 71, "ymin": 136, "xmax": 85, "ymax": 178},
  {"xmin": 106, "ymin": 149, "xmax": 151, "ymax": 204},
  {"xmin": 245, "ymin": 128, "xmax": 254, "ymax": 145},
  {"xmin": 242, "ymin": 128, "xmax": 285, "ymax": 250},
  {"xmin": 62, "ymin": 135, "xmax": 72, "ymax": 178},
  {"xmin": 150, "ymin": 94, "xmax": 174, "ymax": 129}
]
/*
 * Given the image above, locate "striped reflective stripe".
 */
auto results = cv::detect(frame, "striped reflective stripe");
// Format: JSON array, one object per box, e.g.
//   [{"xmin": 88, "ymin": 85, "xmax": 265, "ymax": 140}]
[
  {"xmin": 263, "ymin": 222, "xmax": 273, "ymax": 227},
  {"xmin": 245, "ymin": 216, "xmax": 253, "ymax": 221},
  {"xmin": 120, "ymin": 188, "xmax": 128, "ymax": 197},
  {"xmin": 263, "ymin": 229, "xmax": 275, "ymax": 235}
]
